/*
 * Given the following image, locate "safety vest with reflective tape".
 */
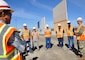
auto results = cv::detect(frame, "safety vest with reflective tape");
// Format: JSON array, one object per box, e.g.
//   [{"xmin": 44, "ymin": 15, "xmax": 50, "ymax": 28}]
[
  {"xmin": 44, "ymin": 29, "xmax": 51, "ymax": 38},
  {"xmin": 21, "ymin": 29, "xmax": 30, "ymax": 40},
  {"xmin": 0, "ymin": 23, "xmax": 21, "ymax": 60},
  {"xmin": 11, "ymin": 53, "xmax": 21, "ymax": 60},
  {"xmin": 67, "ymin": 26, "xmax": 74, "ymax": 36},
  {"xmin": 32, "ymin": 31, "xmax": 39, "ymax": 39},
  {"xmin": 56, "ymin": 28, "xmax": 64, "ymax": 38},
  {"xmin": 77, "ymin": 27, "xmax": 85, "ymax": 40}
]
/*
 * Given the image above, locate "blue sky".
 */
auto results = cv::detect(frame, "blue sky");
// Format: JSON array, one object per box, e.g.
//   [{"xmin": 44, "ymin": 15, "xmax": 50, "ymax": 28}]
[{"xmin": 5, "ymin": 0, "xmax": 85, "ymax": 29}]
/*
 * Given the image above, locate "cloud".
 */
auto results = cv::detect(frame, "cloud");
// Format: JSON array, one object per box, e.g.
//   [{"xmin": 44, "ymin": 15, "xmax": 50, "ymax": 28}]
[
  {"xmin": 30, "ymin": 0, "xmax": 53, "ymax": 11},
  {"xmin": 68, "ymin": 0, "xmax": 85, "ymax": 9},
  {"xmin": 12, "ymin": 8, "xmax": 41, "ymax": 20}
]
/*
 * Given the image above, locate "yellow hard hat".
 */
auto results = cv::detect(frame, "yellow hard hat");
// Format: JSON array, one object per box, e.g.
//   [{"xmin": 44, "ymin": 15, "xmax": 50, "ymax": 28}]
[{"xmin": 0, "ymin": 0, "xmax": 14, "ymax": 13}]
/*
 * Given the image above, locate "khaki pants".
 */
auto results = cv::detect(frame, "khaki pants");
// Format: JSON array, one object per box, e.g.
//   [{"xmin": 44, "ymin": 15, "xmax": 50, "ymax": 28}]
[
  {"xmin": 77, "ymin": 40, "xmax": 85, "ymax": 56},
  {"xmin": 32, "ymin": 40, "xmax": 39, "ymax": 50}
]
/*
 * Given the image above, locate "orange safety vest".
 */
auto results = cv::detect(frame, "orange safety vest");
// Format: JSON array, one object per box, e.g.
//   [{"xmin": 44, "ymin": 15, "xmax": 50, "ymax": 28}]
[
  {"xmin": 44, "ymin": 29, "xmax": 51, "ymax": 38},
  {"xmin": 11, "ymin": 53, "xmax": 21, "ymax": 60},
  {"xmin": 56, "ymin": 28, "xmax": 64, "ymax": 38},
  {"xmin": 21, "ymin": 29, "xmax": 30, "ymax": 40},
  {"xmin": 67, "ymin": 26, "xmax": 74, "ymax": 36},
  {"xmin": 77, "ymin": 27, "xmax": 85, "ymax": 40},
  {"xmin": 0, "ymin": 23, "xmax": 21, "ymax": 60},
  {"xmin": 76, "ymin": 24, "xmax": 85, "ymax": 40},
  {"xmin": 32, "ymin": 32, "xmax": 39, "ymax": 39}
]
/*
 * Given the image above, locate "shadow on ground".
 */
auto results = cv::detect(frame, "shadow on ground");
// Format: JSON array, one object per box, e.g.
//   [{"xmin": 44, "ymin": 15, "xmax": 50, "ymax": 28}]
[
  {"xmin": 32, "ymin": 57, "xmax": 38, "ymax": 60},
  {"xmin": 65, "ymin": 44, "xmax": 82, "ymax": 57},
  {"xmin": 32, "ymin": 45, "xmax": 44, "ymax": 51},
  {"xmin": 39, "ymin": 45, "xmax": 43, "ymax": 49}
]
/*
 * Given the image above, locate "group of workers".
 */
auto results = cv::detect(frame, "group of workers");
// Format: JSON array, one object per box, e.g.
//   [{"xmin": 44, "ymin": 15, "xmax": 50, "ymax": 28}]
[
  {"xmin": 44, "ymin": 17, "xmax": 85, "ymax": 57},
  {"xmin": 0, "ymin": 0, "xmax": 85, "ymax": 60}
]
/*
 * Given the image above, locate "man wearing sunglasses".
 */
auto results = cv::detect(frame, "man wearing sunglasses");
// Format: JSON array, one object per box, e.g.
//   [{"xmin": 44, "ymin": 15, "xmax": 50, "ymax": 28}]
[{"xmin": 0, "ymin": 0, "xmax": 25, "ymax": 60}]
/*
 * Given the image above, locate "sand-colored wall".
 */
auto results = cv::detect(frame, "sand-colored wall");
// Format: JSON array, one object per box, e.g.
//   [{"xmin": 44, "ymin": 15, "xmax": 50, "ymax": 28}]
[{"xmin": 54, "ymin": 20, "xmax": 67, "ymax": 33}]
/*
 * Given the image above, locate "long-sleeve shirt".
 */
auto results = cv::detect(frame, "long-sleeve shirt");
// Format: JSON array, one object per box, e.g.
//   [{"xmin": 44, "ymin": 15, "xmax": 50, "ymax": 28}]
[{"xmin": 0, "ymin": 20, "xmax": 25, "ymax": 53}]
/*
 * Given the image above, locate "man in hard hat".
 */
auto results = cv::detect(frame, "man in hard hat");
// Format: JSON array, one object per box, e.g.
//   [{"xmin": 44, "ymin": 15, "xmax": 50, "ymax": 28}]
[
  {"xmin": 75, "ymin": 17, "xmax": 85, "ymax": 56},
  {"xmin": 56, "ymin": 24, "xmax": 64, "ymax": 47},
  {"xmin": 20, "ymin": 23, "xmax": 33, "ymax": 55},
  {"xmin": 32, "ymin": 27, "xmax": 39, "ymax": 50},
  {"xmin": 44, "ymin": 24, "xmax": 52, "ymax": 49},
  {"xmin": 67, "ymin": 21, "xmax": 74, "ymax": 49},
  {"xmin": 0, "ymin": 0, "xmax": 25, "ymax": 60}
]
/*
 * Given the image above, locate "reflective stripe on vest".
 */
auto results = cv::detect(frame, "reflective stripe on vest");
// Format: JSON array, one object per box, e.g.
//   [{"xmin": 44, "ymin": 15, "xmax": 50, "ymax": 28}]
[
  {"xmin": 22, "ymin": 29, "xmax": 30, "ymax": 40},
  {"xmin": 0, "ymin": 24, "xmax": 16, "ymax": 58},
  {"xmin": 76, "ymin": 25, "xmax": 85, "ymax": 40},
  {"xmin": 44, "ymin": 29, "xmax": 51, "ymax": 37},
  {"xmin": 11, "ymin": 53, "xmax": 21, "ymax": 60},
  {"xmin": 67, "ymin": 26, "xmax": 74, "ymax": 36},
  {"xmin": 77, "ymin": 24, "xmax": 82, "ymax": 32},
  {"xmin": 78, "ymin": 30, "xmax": 85, "ymax": 40},
  {"xmin": 32, "ymin": 32, "xmax": 39, "ymax": 39},
  {"xmin": 57, "ymin": 28, "xmax": 63, "ymax": 38}
]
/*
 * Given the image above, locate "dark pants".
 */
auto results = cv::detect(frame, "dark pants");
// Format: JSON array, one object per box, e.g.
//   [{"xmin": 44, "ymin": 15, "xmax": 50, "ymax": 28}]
[
  {"xmin": 77, "ymin": 40, "xmax": 80, "ymax": 52},
  {"xmin": 26, "ymin": 40, "xmax": 33, "ymax": 53},
  {"xmin": 45, "ymin": 37, "xmax": 51, "ymax": 49},
  {"xmin": 57, "ymin": 38, "xmax": 64, "ymax": 47}
]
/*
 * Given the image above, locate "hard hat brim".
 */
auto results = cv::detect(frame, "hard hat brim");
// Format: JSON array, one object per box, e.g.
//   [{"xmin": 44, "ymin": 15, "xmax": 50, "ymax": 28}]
[
  {"xmin": 0, "ymin": 8, "xmax": 14, "ymax": 13},
  {"xmin": 77, "ymin": 20, "xmax": 82, "ymax": 22}
]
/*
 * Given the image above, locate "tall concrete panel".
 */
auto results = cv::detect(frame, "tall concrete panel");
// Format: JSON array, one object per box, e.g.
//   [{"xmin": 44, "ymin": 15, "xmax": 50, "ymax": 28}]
[
  {"xmin": 42, "ymin": 17, "xmax": 46, "ymax": 32},
  {"xmin": 53, "ymin": 0, "xmax": 68, "ymax": 33}
]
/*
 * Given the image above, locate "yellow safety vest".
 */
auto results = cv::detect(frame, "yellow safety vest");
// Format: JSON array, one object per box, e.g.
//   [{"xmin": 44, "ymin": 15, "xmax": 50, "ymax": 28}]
[{"xmin": 0, "ymin": 23, "xmax": 21, "ymax": 60}]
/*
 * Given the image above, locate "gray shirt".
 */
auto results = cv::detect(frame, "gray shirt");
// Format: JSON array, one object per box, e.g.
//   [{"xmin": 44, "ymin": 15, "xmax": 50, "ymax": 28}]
[{"xmin": 0, "ymin": 20, "xmax": 25, "ymax": 53}]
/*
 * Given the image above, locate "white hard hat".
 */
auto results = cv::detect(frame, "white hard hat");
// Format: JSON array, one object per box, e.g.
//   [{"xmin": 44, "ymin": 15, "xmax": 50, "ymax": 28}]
[
  {"xmin": 77, "ymin": 17, "xmax": 82, "ymax": 21},
  {"xmin": 23, "ymin": 23, "xmax": 27, "ymax": 26},
  {"xmin": 58, "ymin": 23, "xmax": 61, "ymax": 26},
  {"xmin": 33, "ymin": 27, "xmax": 36, "ymax": 29},
  {"xmin": 67, "ymin": 21, "xmax": 71, "ymax": 23},
  {"xmin": 0, "ymin": 0, "xmax": 14, "ymax": 12},
  {"xmin": 45, "ymin": 24, "xmax": 49, "ymax": 27}
]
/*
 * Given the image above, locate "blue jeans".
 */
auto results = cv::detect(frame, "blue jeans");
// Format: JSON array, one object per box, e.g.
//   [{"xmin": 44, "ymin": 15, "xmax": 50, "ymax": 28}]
[
  {"xmin": 26, "ymin": 40, "xmax": 33, "ymax": 53},
  {"xmin": 45, "ymin": 37, "xmax": 51, "ymax": 49},
  {"xmin": 68, "ymin": 36, "xmax": 74, "ymax": 48},
  {"xmin": 57, "ymin": 38, "xmax": 64, "ymax": 47}
]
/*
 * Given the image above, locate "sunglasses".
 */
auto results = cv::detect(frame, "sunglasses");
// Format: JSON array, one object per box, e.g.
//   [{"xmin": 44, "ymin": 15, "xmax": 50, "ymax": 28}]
[{"xmin": 3, "ymin": 10, "xmax": 12, "ymax": 16}]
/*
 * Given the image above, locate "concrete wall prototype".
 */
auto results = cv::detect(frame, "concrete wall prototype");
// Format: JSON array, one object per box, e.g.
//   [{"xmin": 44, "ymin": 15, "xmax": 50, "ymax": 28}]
[{"xmin": 53, "ymin": 0, "xmax": 68, "ymax": 33}]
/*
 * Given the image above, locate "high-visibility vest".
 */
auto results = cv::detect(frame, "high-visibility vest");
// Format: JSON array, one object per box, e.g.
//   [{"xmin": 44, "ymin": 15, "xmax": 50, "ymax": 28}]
[
  {"xmin": 0, "ymin": 23, "xmax": 21, "ymax": 60},
  {"xmin": 56, "ymin": 28, "xmax": 64, "ymax": 38},
  {"xmin": 21, "ymin": 29, "xmax": 30, "ymax": 40},
  {"xmin": 44, "ymin": 29, "xmax": 51, "ymax": 38},
  {"xmin": 32, "ymin": 32, "xmax": 39, "ymax": 39},
  {"xmin": 67, "ymin": 26, "xmax": 74, "ymax": 36},
  {"xmin": 77, "ymin": 27, "xmax": 85, "ymax": 40},
  {"xmin": 11, "ymin": 53, "xmax": 21, "ymax": 60}
]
